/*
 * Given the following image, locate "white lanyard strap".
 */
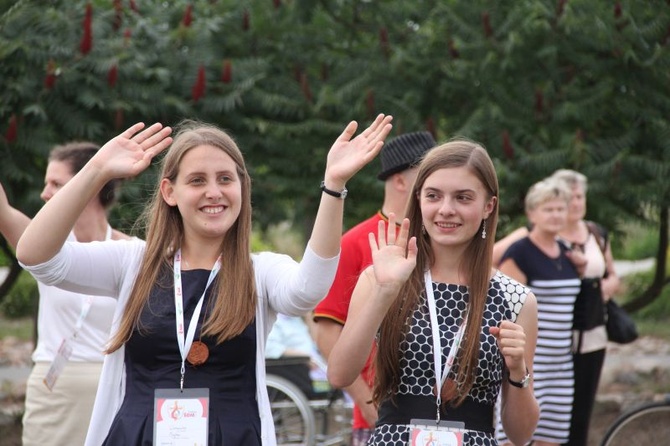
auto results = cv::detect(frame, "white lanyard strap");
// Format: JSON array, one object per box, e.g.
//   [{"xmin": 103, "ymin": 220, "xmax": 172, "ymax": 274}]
[
  {"xmin": 70, "ymin": 297, "xmax": 93, "ymax": 339},
  {"xmin": 174, "ymin": 249, "xmax": 221, "ymax": 390},
  {"xmin": 424, "ymin": 270, "xmax": 467, "ymax": 422}
]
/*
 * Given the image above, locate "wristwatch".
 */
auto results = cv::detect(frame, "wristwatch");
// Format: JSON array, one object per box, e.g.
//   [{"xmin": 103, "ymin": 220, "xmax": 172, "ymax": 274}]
[
  {"xmin": 320, "ymin": 181, "xmax": 348, "ymax": 199},
  {"xmin": 508, "ymin": 368, "xmax": 531, "ymax": 388}
]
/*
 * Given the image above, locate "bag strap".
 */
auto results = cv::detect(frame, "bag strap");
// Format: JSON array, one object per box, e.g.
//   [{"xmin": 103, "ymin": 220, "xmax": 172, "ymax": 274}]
[
  {"xmin": 586, "ymin": 220, "xmax": 613, "ymax": 280},
  {"xmin": 586, "ymin": 221, "xmax": 607, "ymax": 255}
]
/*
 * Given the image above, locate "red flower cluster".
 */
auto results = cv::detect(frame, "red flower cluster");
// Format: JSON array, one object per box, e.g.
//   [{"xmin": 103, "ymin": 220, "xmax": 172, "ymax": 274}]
[
  {"xmin": 5, "ymin": 115, "xmax": 17, "ymax": 143},
  {"xmin": 192, "ymin": 65, "xmax": 206, "ymax": 102},
  {"xmin": 80, "ymin": 3, "xmax": 93, "ymax": 55},
  {"xmin": 221, "ymin": 60, "xmax": 232, "ymax": 84}
]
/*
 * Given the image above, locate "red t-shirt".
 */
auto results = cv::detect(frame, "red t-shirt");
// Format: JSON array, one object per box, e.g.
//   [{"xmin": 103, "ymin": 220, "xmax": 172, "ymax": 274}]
[{"xmin": 314, "ymin": 212, "xmax": 386, "ymax": 429}]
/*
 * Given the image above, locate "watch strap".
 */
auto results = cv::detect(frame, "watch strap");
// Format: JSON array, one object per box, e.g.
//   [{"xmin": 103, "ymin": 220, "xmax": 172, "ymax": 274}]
[
  {"xmin": 320, "ymin": 181, "xmax": 347, "ymax": 199},
  {"xmin": 508, "ymin": 368, "xmax": 531, "ymax": 388}
]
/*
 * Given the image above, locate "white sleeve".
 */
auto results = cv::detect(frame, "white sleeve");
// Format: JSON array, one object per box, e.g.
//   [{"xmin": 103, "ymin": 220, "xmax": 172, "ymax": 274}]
[
  {"xmin": 20, "ymin": 238, "xmax": 144, "ymax": 299},
  {"xmin": 255, "ymin": 245, "xmax": 339, "ymax": 316}
]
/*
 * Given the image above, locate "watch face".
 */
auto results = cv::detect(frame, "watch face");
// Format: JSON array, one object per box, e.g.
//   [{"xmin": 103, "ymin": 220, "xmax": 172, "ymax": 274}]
[{"xmin": 340, "ymin": 188, "xmax": 348, "ymax": 199}]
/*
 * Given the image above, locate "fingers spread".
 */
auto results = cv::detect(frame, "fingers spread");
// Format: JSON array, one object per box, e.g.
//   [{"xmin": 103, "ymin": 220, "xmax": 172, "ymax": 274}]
[
  {"xmin": 122, "ymin": 122, "xmax": 146, "ymax": 139},
  {"xmin": 360, "ymin": 114, "xmax": 384, "ymax": 138},
  {"xmin": 336, "ymin": 121, "xmax": 359, "ymax": 143},
  {"xmin": 377, "ymin": 218, "xmax": 387, "ymax": 247},
  {"xmin": 368, "ymin": 231, "xmax": 379, "ymax": 254}
]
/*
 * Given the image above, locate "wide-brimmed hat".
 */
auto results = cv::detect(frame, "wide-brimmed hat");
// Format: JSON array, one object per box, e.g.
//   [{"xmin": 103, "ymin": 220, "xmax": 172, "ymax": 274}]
[{"xmin": 377, "ymin": 131, "xmax": 436, "ymax": 181}]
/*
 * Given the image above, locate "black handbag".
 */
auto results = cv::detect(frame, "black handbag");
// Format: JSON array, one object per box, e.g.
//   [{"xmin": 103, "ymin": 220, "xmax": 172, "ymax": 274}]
[
  {"xmin": 605, "ymin": 299, "xmax": 638, "ymax": 344},
  {"xmin": 573, "ymin": 277, "xmax": 606, "ymax": 331}
]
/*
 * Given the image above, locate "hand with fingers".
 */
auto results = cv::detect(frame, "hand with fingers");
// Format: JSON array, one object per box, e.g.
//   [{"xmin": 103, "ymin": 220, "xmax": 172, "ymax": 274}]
[
  {"xmin": 369, "ymin": 212, "xmax": 418, "ymax": 298},
  {"xmin": 92, "ymin": 123, "xmax": 173, "ymax": 180},
  {"xmin": 324, "ymin": 114, "xmax": 393, "ymax": 187},
  {"xmin": 490, "ymin": 320, "xmax": 528, "ymax": 379}
]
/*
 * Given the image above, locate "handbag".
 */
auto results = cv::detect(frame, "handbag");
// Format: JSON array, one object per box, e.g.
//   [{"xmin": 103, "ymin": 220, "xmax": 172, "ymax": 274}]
[
  {"xmin": 605, "ymin": 299, "xmax": 638, "ymax": 344},
  {"xmin": 573, "ymin": 277, "xmax": 606, "ymax": 331}
]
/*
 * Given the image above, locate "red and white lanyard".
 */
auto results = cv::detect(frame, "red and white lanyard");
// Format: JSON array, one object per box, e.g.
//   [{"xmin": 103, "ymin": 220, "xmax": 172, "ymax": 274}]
[
  {"xmin": 173, "ymin": 249, "xmax": 221, "ymax": 390},
  {"xmin": 424, "ymin": 270, "xmax": 467, "ymax": 422}
]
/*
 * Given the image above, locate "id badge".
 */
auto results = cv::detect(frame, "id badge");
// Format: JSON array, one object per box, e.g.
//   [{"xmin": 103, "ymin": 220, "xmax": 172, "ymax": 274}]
[
  {"xmin": 43, "ymin": 338, "xmax": 73, "ymax": 391},
  {"xmin": 154, "ymin": 388, "xmax": 209, "ymax": 445},
  {"xmin": 408, "ymin": 419, "xmax": 465, "ymax": 446}
]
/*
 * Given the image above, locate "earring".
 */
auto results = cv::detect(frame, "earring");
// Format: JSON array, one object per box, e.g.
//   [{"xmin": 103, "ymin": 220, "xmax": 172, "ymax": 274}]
[
  {"xmin": 481, "ymin": 219, "xmax": 487, "ymax": 239},
  {"xmin": 422, "ymin": 224, "xmax": 426, "ymax": 235}
]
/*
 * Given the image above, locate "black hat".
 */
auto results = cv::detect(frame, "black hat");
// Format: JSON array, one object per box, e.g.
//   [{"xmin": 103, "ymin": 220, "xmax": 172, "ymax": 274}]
[{"xmin": 377, "ymin": 131, "xmax": 436, "ymax": 180}]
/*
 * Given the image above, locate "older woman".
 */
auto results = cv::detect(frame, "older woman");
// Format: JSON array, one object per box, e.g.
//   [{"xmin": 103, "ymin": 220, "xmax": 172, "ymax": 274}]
[
  {"xmin": 496, "ymin": 178, "xmax": 580, "ymax": 446},
  {"xmin": 493, "ymin": 170, "xmax": 620, "ymax": 446},
  {"xmin": 550, "ymin": 169, "xmax": 620, "ymax": 446}
]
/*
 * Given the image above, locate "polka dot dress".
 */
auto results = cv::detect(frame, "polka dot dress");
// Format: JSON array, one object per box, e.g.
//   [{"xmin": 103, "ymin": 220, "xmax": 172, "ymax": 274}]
[{"xmin": 368, "ymin": 271, "xmax": 529, "ymax": 446}]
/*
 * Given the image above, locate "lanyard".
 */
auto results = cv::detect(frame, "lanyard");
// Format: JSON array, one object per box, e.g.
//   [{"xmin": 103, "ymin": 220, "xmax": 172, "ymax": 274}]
[
  {"xmin": 173, "ymin": 249, "xmax": 221, "ymax": 390},
  {"xmin": 424, "ymin": 270, "xmax": 467, "ymax": 422},
  {"xmin": 71, "ymin": 298, "xmax": 92, "ymax": 339}
]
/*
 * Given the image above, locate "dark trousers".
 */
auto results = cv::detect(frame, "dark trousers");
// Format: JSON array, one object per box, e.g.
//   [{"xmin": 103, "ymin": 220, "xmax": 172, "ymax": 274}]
[{"xmin": 564, "ymin": 347, "xmax": 606, "ymax": 446}]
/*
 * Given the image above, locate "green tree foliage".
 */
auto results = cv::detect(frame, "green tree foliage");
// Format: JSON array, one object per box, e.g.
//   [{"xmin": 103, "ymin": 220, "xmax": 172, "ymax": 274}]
[{"xmin": 1, "ymin": 0, "xmax": 669, "ymax": 311}]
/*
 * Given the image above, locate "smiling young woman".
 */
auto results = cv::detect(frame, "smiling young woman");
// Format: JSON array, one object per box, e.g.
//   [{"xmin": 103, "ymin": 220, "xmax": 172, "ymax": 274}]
[
  {"xmin": 328, "ymin": 139, "xmax": 539, "ymax": 446},
  {"xmin": 16, "ymin": 115, "xmax": 393, "ymax": 445}
]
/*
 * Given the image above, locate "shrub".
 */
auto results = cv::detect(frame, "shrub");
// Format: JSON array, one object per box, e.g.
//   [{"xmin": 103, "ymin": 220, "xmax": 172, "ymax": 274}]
[
  {"xmin": 0, "ymin": 271, "xmax": 38, "ymax": 319},
  {"xmin": 613, "ymin": 221, "xmax": 658, "ymax": 260}
]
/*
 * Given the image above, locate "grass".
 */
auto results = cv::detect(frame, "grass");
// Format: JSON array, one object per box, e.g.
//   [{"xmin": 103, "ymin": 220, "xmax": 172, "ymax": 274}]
[
  {"xmin": 613, "ymin": 220, "xmax": 658, "ymax": 260},
  {"xmin": 634, "ymin": 319, "xmax": 670, "ymax": 341}
]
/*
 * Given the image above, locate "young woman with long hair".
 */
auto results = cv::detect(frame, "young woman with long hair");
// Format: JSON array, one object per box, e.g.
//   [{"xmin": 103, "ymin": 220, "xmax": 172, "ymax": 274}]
[
  {"xmin": 328, "ymin": 140, "xmax": 539, "ymax": 446},
  {"xmin": 16, "ymin": 115, "xmax": 392, "ymax": 445}
]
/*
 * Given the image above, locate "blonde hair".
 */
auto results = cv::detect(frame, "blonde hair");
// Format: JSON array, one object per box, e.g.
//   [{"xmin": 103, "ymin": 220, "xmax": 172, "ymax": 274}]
[
  {"xmin": 524, "ymin": 177, "xmax": 572, "ymax": 212},
  {"xmin": 107, "ymin": 120, "xmax": 256, "ymax": 352},
  {"xmin": 551, "ymin": 169, "xmax": 588, "ymax": 193},
  {"xmin": 373, "ymin": 139, "xmax": 498, "ymax": 407}
]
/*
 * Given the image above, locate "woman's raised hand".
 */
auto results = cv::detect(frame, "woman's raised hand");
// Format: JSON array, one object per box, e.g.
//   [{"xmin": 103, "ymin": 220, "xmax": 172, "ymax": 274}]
[
  {"xmin": 324, "ymin": 114, "xmax": 393, "ymax": 185},
  {"xmin": 369, "ymin": 213, "xmax": 418, "ymax": 294},
  {"xmin": 92, "ymin": 123, "xmax": 173, "ymax": 179}
]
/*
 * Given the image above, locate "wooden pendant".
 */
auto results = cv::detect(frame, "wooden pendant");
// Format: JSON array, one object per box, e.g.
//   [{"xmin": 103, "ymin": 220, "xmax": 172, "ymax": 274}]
[{"xmin": 187, "ymin": 340, "xmax": 209, "ymax": 366}]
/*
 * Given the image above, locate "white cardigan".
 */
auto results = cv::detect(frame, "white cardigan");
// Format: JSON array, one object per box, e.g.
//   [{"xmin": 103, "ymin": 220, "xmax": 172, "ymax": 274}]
[{"xmin": 22, "ymin": 238, "xmax": 338, "ymax": 445}]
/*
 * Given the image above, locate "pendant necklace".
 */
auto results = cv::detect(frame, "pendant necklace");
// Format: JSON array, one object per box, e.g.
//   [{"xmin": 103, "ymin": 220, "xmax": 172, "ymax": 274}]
[
  {"xmin": 173, "ymin": 249, "xmax": 221, "ymax": 389},
  {"xmin": 552, "ymin": 256, "xmax": 563, "ymax": 271},
  {"xmin": 187, "ymin": 294, "xmax": 211, "ymax": 366}
]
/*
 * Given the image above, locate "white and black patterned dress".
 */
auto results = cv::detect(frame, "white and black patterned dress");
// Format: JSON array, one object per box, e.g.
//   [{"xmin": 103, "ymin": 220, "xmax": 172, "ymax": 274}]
[
  {"xmin": 496, "ymin": 237, "xmax": 580, "ymax": 444},
  {"xmin": 369, "ymin": 271, "xmax": 529, "ymax": 446}
]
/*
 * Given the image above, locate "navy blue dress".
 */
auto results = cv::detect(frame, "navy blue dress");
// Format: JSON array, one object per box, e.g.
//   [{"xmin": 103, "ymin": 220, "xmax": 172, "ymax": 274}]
[
  {"xmin": 496, "ymin": 237, "xmax": 580, "ymax": 444},
  {"xmin": 102, "ymin": 268, "xmax": 261, "ymax": 445}
]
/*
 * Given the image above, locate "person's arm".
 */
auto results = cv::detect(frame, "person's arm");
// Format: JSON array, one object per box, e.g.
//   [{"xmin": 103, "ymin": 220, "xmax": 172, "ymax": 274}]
[
  {"xmin": 492, "ymin": 292, "xmax": 540, "ymax": 445},
  {"xmin": 601, "ymin": 241, "xmax": 621, "ymax": 300},
  {"xmin": 17, "ymin": 123, "xmax": 173, "ymax": 266},
  {"xmin": 498, "ymin": 258, "xmax": 527, "ymax": 285},
  {"xmin": 328, "ymin": 214, "xmax": 417, "ymax": 388},
  {"xmin": 307, "ymin": 114, "xmax": 392, "ymax": 259},
  {"xmin": 315, "ymin": 319, "xmax": 377, "ymax": 425},
  {"xmin": 492, "ymin": 226, "xmax": 528, "ymax": 267},
  {"xmin": 0, "ymin": 183, "xmax": 31, "ymax": 249}
]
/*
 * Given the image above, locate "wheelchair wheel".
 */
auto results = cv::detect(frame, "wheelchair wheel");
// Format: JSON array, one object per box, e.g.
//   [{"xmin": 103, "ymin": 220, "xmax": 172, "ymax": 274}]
[
  {"xmin": 266, "ymin": 373, "xmax": 317, "ymax": 445},
  {"xmin": 599, "ymin": 396, "xmax": 670, "ymax": 446}
]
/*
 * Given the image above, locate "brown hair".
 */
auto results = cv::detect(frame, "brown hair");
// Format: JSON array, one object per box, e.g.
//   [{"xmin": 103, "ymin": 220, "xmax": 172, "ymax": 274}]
[
  {"xmin": 106, "ymin": 120, "xmax": 256, "ymax": 352},
  {"xmin": 373, "ymin": 139, "xmax": 499, "ymax": 407},
  {"xmin": 49, "ymin": 142, "xmax": 119, "ymax": 208}
]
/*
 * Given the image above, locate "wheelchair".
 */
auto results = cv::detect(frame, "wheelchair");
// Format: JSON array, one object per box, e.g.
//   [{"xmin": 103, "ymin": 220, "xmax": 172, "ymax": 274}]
[{"xmin": 266, "ymin": 356, "xmax": 353, "ymax": 445}]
